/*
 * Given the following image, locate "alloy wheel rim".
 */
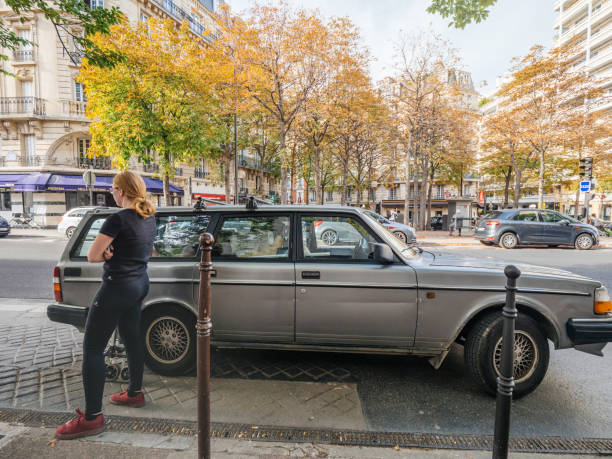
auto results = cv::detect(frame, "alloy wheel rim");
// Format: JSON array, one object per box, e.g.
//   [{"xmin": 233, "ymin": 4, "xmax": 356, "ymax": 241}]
[
  {"xmin": 502, "ymin": 234, "xmax": 516, "ymax": 247},
  {"xmin": 146, "ymin": 316, "xmax": 190, "ymax": 364},
  {"xmin": 393, "ymin": 231, "xmax": 407, "ymax": 243},
  {"xmin": 577, "ymin": 235, "xmax": 591, "ymax": 249},
  {"xmin": 493, "ymin": 331, "xmax": 539, "ymax": 383},
  {"xmin": 321, "ymin": 230, "xmax": 337, "ymax": 245}
]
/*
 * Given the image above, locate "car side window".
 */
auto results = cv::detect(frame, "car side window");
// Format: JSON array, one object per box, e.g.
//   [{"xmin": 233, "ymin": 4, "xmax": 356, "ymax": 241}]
[
  {"xmin": 152, "ymin": 214, "xmax": 211, "ymax": 259},
  {"xmin": 72, "ymin": 216, "xmax": 106, "ymax": 257},
  {"xmin": 299, "ymin": 215, "xmax": 377, "ymax": 263},
  {"xmin": 540, "ymin": 212, "xmax": 565, "ymax": 223},
  {"xmin": 213, "ymin": 215, "xmax": 290, "ymax": 261},
  {"xmin": 514, "ymin": 211, "xmax": 540, "ymax": 222}
]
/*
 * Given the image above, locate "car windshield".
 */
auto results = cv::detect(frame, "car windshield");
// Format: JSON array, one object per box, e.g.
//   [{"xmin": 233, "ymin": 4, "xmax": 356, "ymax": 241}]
[{"xmin": 360, "ymin": 211, "xmax": 420, "ymax": 258}]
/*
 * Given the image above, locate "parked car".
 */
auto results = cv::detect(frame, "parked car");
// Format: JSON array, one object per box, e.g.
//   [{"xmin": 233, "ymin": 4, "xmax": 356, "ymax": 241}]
[
  {"xmin": 47, "ymin": 204, "xmax": 612, "ymax": 397},
  {"xmin": 430, "ymin": 216, "xmax": 443, "ymax": 231},
  {"xmin": 362, "ymin": 209, "xmax": 417, "ymax": 244},
  {"xmin": 57, "ymin": 207, "xmax": 107, "ymax": 238},
  {"xmin": 474, "ymin": 209, "xmax": 599, "ymax": 250},
  {"xmin": 0, "ymin": 216, "xmax": 10, "ymax": 237}
]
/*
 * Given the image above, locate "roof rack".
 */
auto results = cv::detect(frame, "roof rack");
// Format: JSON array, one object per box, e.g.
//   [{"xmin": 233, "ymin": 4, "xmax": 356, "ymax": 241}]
[
  {"xmin": 246, "ymin": 196, "xmax": 258, "ymax": 210},
  {"xmin": 193, "ymin": 197, "xmax": 207, "ymax": 211}
]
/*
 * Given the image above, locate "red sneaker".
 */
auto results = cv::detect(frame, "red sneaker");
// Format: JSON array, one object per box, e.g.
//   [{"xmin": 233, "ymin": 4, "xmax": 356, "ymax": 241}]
[
  {"xmin": 110, "ymin": 390, "xmax": 145, "ymax": 407},
  {"xmin": 55, "ymin": 409, "xmax": 104, "ymax": 440}
]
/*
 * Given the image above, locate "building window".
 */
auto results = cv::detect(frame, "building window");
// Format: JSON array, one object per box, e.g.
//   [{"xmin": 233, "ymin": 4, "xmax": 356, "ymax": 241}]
[
  {"xmin": 368, "ymin": 188, "xmax": 375, "ymax": 201},
  {"xmin": 0, "ymin": 192, "xmax": 11, "ymax": 211},
  {"xmin": 346, "ymin": 188, "xmax": 352, "ymax": 201},
  {"xmin": 75, "ymin": 81, "xmax": 86, "ymax": 101},
  {"xmin": 326, "ymin": 190, "xmax": 333, "ymax": 202},
  {"xmin": 388, "ymin": 188, "xmax": 397, "ymax": 200},
  {"xmin": 194, "ymin": 159, "xmax": 208, "ymax": 179},
  {"xmin": 20, "ymin": 80, "xmax": 33, "ymax": 98},
  {"xmin": 310, "ymin": 189, "xmax": 316, "ymax": 201},
  {"xmin": 85, "ymin": 0, "xmax": 104, "ymax": 8},
  {"xmin": 139, "ymin": 11, "xmax": 150, "ymax": 23},
  {"xmin": 23, "ymin": 134, "xmax": 36, "ymax": 166},
  {"xmin": 78, "ymin": 139, "xmax": 110, "ymax": 169}
]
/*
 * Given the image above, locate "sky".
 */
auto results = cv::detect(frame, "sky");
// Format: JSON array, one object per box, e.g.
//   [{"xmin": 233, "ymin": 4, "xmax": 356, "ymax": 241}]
[{"xmin": 226, "ymin": 0, "xmax": 555, "ymax": 97}]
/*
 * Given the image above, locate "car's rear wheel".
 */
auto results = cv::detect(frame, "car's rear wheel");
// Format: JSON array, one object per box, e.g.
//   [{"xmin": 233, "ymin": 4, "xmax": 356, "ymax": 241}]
[
  {"xmin": 464, "ymin": 312, "xmax": 549, "ymax": 398},
  {"xmin": 575, "ymin": 233, "xmax": 594, "ymax": 250},
  {"xmin": 142, "ymin": 305, "xmax": 196, "ymax": 376},
  {"xmin": 320, "ymin": 229, "xmax": 338, "ymax": 245},
  {"xmin": 66, "ymin": 226, "xmax": 76, "ymax": 239},
  {"xmin": 392, "ymin": 231, "xmax": 407, "ymax": 243},
  {"xmin": 499, "ymin": 232, "xmax": 518, "ymax": 249}
]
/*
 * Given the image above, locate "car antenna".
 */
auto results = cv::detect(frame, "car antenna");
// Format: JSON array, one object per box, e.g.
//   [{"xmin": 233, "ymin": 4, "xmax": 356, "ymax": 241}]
[
  {"xmin": 193, "ymin": 197, "xmax": 206, "ymax": 212},
  {"xmin": 246, "ymin": 196, "xmax": 258, "ymax": 210}
]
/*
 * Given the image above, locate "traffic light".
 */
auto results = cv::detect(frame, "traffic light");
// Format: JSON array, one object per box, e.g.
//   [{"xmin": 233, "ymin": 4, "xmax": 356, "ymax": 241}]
[{"xmin": 579, "ymin": 157, "xmax": 593, "ymax": 177}]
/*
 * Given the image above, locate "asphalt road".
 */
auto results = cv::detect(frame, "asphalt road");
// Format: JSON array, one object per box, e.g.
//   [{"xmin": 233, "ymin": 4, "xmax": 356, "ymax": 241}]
[{"xmin": 1, "ymin": 236, "xmax": 612, "ymax": 439}]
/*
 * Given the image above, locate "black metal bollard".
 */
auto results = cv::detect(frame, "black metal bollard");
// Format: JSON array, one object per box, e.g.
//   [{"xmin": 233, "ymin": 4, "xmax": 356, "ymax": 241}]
[
  {"xmin": 492, "ymin": 265, "xmax": 521, "ymax": 459},
  {"xmin": 197, "ymin": 233, "xmax": 214, "ymax": 459}
]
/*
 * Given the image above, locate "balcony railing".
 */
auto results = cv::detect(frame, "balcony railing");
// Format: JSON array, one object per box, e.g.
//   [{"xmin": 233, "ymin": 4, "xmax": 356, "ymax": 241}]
[
  {"xmin": 143, "ymin": 163, "xmax": 159, "ymax": 173},
  {"xmin": 13, "ymin": 50, "xmax": 34, "ymax": 62},
  {"xmin": 79, "ymin": 156, "xmax": 111, "ymax": 170},
  {"xmin": 0, "ymin": 97, "xmax": 45, "ymax": 115},
  {"xmin": 20, "ymin": 155, "xmax": 40, "ymax": 167},
  {"xmin": 194, "ymin": 168, "xmax": 209, "ymax": 179},
  {"xmin": 61, "ymin": 100, "xmax": 88, "ymax": 117},
  {"xmin": 156, "ymin": 0, "xmax": 205, "ymax": 37}
]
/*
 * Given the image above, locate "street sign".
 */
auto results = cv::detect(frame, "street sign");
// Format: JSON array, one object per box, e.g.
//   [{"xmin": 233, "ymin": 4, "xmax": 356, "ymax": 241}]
[
  {"xmin": 580, "ymin": 181, "xmax": 591, "ymax": 192},
  {"xmin": 83, "ymin": 169, "xmax": 96, "ymax": 187}
]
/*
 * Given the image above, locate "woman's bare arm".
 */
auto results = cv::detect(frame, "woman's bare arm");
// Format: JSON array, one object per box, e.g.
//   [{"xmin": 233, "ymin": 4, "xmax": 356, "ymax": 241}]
[{"xmin": 88, "ymin": 233, "xmax": 115, "ymax": 263}]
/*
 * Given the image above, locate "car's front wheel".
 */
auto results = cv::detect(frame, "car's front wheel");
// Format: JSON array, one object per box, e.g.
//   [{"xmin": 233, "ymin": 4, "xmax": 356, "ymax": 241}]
[
  {"xmin": 499, "ymin": 232, "xmax": 518, "ymax": 249},
  {"xmin": 464, "ymin": 312, "xmax": 549, "ymax": 398},
  {"xmin": 142, "ymin": 305, "xmax": 196, "ymax": 376},
  {"xmin": 575, "ymin": 233, "xmax": 594, "ymax": 250},
  {"xmin": 392, "ymin": 231, "xmax": 407, "ymax": 243}
]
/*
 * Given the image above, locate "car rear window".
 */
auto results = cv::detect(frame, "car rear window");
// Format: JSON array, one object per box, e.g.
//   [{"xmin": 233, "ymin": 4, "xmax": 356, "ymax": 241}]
[
  {"xmin": 481, "ymin": 211, "xmax": 502, "ymax": 220},
  {"xmin": 72, "ymin": 213, "xmax": 212, "ymax": 259}
]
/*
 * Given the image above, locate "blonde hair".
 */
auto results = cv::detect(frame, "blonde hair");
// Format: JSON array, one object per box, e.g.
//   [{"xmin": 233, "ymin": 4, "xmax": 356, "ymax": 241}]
[{"xmin": 113, "ymin": 171, "xmax": 156, "ymax": 218}]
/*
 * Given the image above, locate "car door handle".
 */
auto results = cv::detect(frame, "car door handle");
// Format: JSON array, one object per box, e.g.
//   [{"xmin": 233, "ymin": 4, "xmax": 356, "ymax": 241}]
[{"xmin": 301, "ymin": 271, "xmax": 320, "ymax": 279}]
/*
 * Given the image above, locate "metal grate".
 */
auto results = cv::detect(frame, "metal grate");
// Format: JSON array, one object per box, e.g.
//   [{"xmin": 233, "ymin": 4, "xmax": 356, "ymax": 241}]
[{"xmin": 1, "ymin": 408, "xmax": 612, "ymax": 454}]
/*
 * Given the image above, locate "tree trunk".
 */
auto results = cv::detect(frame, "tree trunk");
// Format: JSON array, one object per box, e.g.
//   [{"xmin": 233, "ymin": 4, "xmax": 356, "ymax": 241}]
[
  {"xmin": 314, "ymin": 148, "xmax": 322, "ymax": 204},
  {"xmin": 412, "ymin": 152, "xmax": 419, "ymax": 229},
  {"xmin": 426, "ymin": 168, "xmax": 434, "ymax": 229},
  {"xmin": 513, "ymin": 168, "xmax": 522, "ymax": 209},
  {"xmin": 340, "ymin": 164, "xmax": 348, "ymax": 206},
  {"xmin": 537, "ymin": 150, "xmax": 545, "ymax": 209},
  {"xmin": 279, "ymin": 123, "xmax": 288, "ymax": 205},
  {"xmin": 223, "ymin": 150, "xmax": 232, "ymax": 204},
  {"xmin": 163, "ymin": 174, "xmax": 170, "ymax": 207},
  {"xmin": 503, "ymin": 166, "xmax": 512, "ymax": 208},
  {"xmin": 419, "ymin": 156, "xmax": 429, "ymax": 230},
  {"xmin": 403, "ymin": 137, "xmax": 411, "ymax": 226},
  {"xmin": 574, "ymin": 187, "xmax": 580, "ymax": 218}
]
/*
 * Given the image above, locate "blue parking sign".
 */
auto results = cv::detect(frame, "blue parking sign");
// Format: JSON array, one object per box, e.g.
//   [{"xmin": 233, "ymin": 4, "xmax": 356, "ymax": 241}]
[{"xmin": 579, "ymin": 181, "xmax": 591, "ymax": 192}]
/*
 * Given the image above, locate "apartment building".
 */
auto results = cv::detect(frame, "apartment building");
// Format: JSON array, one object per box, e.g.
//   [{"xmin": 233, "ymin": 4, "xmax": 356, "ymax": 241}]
[{"xmin": 0, "ymin": 0, "xmax": 279, "ymax": 225}]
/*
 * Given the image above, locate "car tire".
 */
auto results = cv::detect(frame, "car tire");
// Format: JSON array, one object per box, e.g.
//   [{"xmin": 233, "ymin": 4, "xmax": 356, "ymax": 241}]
[
  {"xmin": 464, "ymin": 312, "xmax": 549, "ymax": 398},
  {"xmin": 574, "ymin": 233, "xmax": 594, "ymax": 250},
  {"xmin": 320, "ymin": 229, "xmax": 338, "ymax": 245},
  {"xmin": 66, "ymin": 227, "xmax": 76, "ymax": 239},
  {"xmin": 499, "ymin": 232, "xmax": 518, "ymax": 249},
  {"xmin": 392, "ymin": 231, "xmax": 407, "ymax": 243},
  {"xmin": 142, "ymin": 305, "xmax": 196, "ymax": 376}
]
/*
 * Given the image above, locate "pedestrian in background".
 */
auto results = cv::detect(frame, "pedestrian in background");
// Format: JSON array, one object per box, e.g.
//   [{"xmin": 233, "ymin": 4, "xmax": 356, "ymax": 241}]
[
  {"xmin": 55, "ymin": 171, "xmax": 157, "ymax": 440},
  {"xmin": 592, "ymin": 213, "xmax": 600, "ymax": 228}
]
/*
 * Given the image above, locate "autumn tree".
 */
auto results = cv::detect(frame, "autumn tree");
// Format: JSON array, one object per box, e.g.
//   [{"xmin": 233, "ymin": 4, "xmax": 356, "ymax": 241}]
[
  {"xmin": 500, "ymin": 41, "xmax": 612, "ymax": 208},
  {"xmin": 80, "ymin": 18, "xmax": 225, "ymax": 204}
]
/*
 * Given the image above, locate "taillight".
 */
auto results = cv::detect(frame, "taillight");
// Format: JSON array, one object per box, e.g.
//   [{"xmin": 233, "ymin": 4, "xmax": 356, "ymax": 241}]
[
  {"xmin": 386, "ymin": 226, "xmax": 395, "ymax": 230},
  {"xmin": 594, "ymin": 286, "xmax": 612, "ymax": 315},
  {"xmin": 314, "ymin": 221, "xmax": 323, "ymax": 227},
  {"xmin": 487, "ymin": 220, "xmax": 500, "ymax": 226},
  {"xmin": 53, "ymin": 266, "xmax": 63, "ymax": 303}
]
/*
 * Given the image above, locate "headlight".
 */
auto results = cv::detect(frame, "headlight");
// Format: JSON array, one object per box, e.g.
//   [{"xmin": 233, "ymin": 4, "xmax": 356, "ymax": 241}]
[{"xmin": 594, "ymin": 286, "xmax": 612, "ymax": 315}]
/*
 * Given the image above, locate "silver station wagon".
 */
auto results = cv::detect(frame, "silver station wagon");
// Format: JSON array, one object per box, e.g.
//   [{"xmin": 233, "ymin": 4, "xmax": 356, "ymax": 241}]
[{"xmin": 47, "ymin": 204, "xmax": 612, "ymax": 397}]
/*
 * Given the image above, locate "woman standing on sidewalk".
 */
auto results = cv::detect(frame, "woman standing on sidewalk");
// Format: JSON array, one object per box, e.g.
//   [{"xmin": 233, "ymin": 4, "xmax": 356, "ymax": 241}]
[{"xmin": 55, "ymin": 171, "xmax": 157, "ymax": 440}]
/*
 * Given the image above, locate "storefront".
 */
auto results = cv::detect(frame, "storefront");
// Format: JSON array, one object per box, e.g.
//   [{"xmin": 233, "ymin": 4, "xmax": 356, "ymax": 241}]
[{"xmin": 0, "ymin": 172, "xmax": 184, "ymax": 227}]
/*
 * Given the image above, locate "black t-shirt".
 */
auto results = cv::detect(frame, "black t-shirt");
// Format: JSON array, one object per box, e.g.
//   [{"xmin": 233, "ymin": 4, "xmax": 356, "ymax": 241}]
[{"xmin": 99, "ymin": 209, "xmax": 156, "ymax": 282}]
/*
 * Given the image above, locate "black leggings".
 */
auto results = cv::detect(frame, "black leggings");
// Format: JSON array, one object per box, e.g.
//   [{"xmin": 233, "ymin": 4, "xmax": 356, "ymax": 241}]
[{"xmin": 82, "ymin": 276, "xmax": 149, "ymax": 416}]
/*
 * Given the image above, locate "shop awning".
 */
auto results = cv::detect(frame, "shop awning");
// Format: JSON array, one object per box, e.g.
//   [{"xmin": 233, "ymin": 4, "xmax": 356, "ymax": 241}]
[
  {"xmin": 0, "ymin": 174, "xmax": 28, "ymax": 191},
  {"xmin": 143, "ymin": 177, "xmax": 184, "ymax": 196},
  {"xmin": 13, "ymin": 173, "xmax": 53, "ymax": 192},
  {"xmin": 8, "ymin": 173, "xmax": 183, "ymax": 196}
]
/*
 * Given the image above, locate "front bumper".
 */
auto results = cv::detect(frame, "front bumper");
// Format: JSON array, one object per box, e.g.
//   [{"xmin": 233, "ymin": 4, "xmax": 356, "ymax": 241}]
[
  {"xmin": 567, "ymin": 317, "xmax": 612, "ymax": 345},
  {"xmin": 47, "ymin": 303, "xmax": 88, "ymax": 329}
]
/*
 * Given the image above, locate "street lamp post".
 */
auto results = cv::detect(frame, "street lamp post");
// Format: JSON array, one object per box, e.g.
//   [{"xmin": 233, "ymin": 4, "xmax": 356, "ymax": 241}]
[{"xmin": 196, "ymin": 233, "xmax": 214, "ymax": 459}]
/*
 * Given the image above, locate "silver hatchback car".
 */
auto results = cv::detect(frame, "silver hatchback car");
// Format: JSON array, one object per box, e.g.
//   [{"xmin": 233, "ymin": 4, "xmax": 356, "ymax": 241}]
[{"xmin": 48, "ymin": 204, "xmax": 612, "ymax": 397}]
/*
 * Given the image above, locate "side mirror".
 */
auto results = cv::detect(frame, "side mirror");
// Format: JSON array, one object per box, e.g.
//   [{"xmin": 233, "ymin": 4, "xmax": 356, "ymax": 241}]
[
  {"xmin": 373, "ymin": 243, "xmax": 394, "ymax": 264},
  {"xmin": 560, "ymin": 220, "xmax": 570, "ymax": 225}
]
